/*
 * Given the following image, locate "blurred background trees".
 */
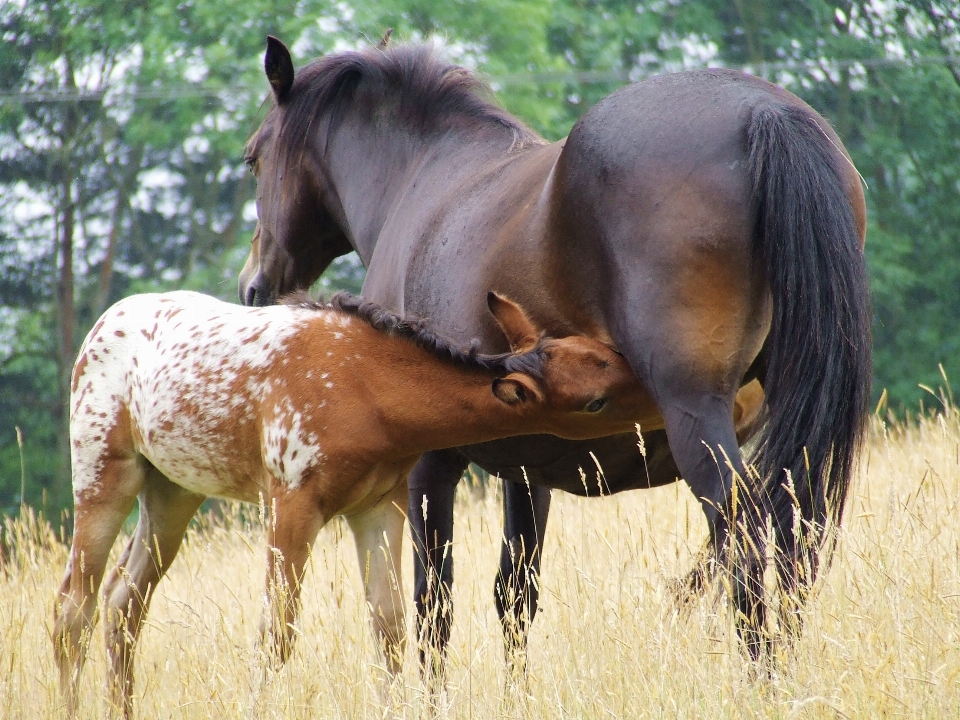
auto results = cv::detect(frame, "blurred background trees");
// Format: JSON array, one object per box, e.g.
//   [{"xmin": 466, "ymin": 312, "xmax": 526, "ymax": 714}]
[{"xmin": 1, "ymin": 0, "xmax": 957, "ymax": 514}]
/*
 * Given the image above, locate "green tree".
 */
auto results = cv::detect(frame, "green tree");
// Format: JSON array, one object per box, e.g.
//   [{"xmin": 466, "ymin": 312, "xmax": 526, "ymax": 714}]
[
  {"xmin": 2, "ymin": 0, "xmax": 959, "ymax": 516},
  {"xmin": 0, "ymin": 0, "xmax": 311, "ymax": 511}
]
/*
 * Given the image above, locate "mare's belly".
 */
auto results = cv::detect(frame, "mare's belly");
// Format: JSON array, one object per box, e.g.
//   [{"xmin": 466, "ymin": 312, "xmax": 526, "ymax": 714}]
[{"xmin": 461, "ymin": 430, "xmax": 681, "ymax": 495}]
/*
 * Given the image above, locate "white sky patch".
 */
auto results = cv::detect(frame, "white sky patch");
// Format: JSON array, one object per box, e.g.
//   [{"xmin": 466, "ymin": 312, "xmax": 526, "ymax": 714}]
[
  {"xmin": 42, "ymin": 55, "xmax": 69, "ymax": 89},
  {"xmin": 7, "ymin": 180, "xmax": 52, "ymax": 225},
  {"xmin": 0, "ymin": 307, "xmax": 26, "ymax": 360},
  {"xmin": 884, "ymin": 38, "xmax": 907, "ymax": 59},
  {"xmin": 202, "ymin": 109, "xmax": 241, "ymax": 133},
  {"xmin": 131, "ymin": 167, "xmax": 186, "ymax": 218},
  {"xmin": 677, "ymin": 35, "xmax": 721, "ymax": 69},
  {"xmin": 292, "ymin": 34, "xmax": 316, "ymax": 60},
  {"xmin": 656, "ymin": 33, "xmax": 721, "ymax": 74},
  {"xmin": 335, "ymin": 1, "xmax": 354, "ymax": 23},
  {"xmin": 867, "ymin": 0, "xmax": 895, "ymax": 20},
  {"xmin": 433, "ymin": 37, "xmax": 488, "ymax": 71},
  {"xmin": 14, "ymin": 120, "xmax": 57, "ymax": 153},
  {"xmin": 216, "ymin": 162, "xmax": 242, "ymax": 184},
  {"xmin": 183, "ymin": 50, "xmax": 209, "ymax": 83},
  {"xmin": 183, "ymin": 135, "xmax": 210, "ymax": 159},
  {"xmin": 848, "ymin": 61, "xmax": 868, "ymax": 91},
  {"xmin": 103, "ymin": 43, "xmax": 143, "ymax": 125},
  {"xmin": 243, "ymin": 199, "xmax": 258, "ymax": 223},
  {"xmin": 211, "ymin": 207, "xmax": 233, "ymax": 234},
  {"xmin": 317, "ymin": 15, "xmax": 340, "ymax": 34}
]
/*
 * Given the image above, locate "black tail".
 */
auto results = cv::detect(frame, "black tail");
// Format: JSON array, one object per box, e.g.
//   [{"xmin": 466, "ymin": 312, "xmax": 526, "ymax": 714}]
[{"xmin": 745, "ymin": 104, "xmax": 871, "ymax": 617}]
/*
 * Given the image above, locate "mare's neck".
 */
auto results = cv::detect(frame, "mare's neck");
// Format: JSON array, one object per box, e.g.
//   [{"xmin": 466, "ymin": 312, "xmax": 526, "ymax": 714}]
[{"xmin": 321, "ymin": 109, "xmax": 524, "ymax": 266}]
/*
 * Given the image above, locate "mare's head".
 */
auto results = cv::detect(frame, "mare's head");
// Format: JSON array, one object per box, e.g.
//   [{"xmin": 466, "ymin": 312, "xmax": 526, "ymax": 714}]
[
  {"xmin": 239, "ymin": 36, "xmax": 354, "ymax": 306},
  {"xmin": 487, "ymin": 293, "xmax": 646, "ymax": 439}
]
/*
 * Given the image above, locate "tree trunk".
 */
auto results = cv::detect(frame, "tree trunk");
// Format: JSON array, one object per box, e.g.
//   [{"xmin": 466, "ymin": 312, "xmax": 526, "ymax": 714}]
[
  {"xmin": 55, "ymin": 65, "xmax": 78, "ymax": 503},
  {"xmin": 91, "ymin": 144, "xmax": 143, "ymax": 320}
]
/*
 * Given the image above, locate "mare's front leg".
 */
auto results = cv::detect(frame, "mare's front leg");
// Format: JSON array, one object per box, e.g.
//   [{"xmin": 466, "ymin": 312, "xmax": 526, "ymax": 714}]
[
  {"xmin": 495, "ymin": 478, "xmax": 551, "ymax": 676},
  {"xmin": 408, "ymin": 448, "xmax": 469, "ymax": 683},
  {"xmin": 261, "ymin": 482, "xmax": 324, "ymax": 665},
  {"xmin": 346, "ymin": 481, "xmax": 408, "ymax": 675},
  {"xmin": 102, "ymin": 468, "xmax": 204, "ymax": 717}
]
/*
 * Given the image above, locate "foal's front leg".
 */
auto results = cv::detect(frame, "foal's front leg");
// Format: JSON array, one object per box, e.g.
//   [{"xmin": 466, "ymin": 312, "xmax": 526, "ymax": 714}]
[
  {"xmin": 346, "ymin": 481, "xmax": 408, "ymax": 675},
  {"xmin": 262, "ymin": 484, "xmax": 324, "ymax": 665}
]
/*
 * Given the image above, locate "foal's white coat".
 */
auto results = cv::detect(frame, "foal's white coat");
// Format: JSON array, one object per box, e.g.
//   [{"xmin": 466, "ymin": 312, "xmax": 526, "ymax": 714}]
[{"xmin": 54, "ymin": 290, "xmax": 649, "ymax": 717}]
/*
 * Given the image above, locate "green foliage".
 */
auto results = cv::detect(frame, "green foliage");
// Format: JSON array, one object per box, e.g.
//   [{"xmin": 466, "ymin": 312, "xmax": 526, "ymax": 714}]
[
  {"xmin": 1, "ymin": 0, "xmax": 958, "ymax": 514},
  {"xmin": 0, "ymin": 309, "xmax": 61, "ymax": 513}
]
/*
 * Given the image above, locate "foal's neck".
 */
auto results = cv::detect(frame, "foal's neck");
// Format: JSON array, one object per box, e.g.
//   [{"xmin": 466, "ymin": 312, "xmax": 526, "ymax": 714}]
[{"xmin": 354, "ymin": 328, "xmax": 537, "ymax": 455}]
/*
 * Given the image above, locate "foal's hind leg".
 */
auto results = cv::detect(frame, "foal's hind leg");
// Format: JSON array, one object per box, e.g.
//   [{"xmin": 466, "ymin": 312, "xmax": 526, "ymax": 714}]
[
  {"xmin": 53, "ymin": 457, "xmax": 143, "ymax": 716},
  {"xmin": 346, "ymin": 481, "xmax": 408, "ymax": 675},
  {"xmin": 102, "ymin": 467, "xmax": 204, "ymax": 717}
]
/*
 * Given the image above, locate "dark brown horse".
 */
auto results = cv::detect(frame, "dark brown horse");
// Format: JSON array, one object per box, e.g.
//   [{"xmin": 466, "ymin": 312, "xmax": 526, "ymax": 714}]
[{"xmin": 238, "ymin": 36, "xmax": 871, "ymax": 670}]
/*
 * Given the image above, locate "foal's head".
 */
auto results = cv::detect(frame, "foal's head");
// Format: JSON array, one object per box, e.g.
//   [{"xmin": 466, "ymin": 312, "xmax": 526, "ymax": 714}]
[{"xmin": 487, "ymin": 293, "xmax": 646, "ymax": 439}]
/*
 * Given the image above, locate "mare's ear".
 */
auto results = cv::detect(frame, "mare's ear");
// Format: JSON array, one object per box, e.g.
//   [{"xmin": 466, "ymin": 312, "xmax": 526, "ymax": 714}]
[
  {"xmin": 487, "ymin": 291, "xmax": 540, "ymax": 352},
  {"xmin": 265, "ymin": 36, "xmax": 295, "ymax": 103},
  {"xmin": 377, "ymin": 28, "xmax": 394, "ymax": 50},
  {"xmin": 492, "ymin": 373, "xmax": 544, "ymax": 406}
]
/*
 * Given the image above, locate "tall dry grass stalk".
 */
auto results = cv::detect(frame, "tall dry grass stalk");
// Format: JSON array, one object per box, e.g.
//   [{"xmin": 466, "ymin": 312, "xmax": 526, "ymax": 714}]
[{"xmin": 2, "ymin": 411, "xmax": 958, "ymax": 718}]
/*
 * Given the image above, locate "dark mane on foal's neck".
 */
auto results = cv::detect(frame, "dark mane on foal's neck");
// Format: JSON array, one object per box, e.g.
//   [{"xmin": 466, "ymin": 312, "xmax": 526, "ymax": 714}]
[
  {"xmin": 272, "ymin": 43, "xmax": 541, "ymax": 156},
  {"xmin": 284, "ymin": 292, "xmax": 545, "ymax": 379}
]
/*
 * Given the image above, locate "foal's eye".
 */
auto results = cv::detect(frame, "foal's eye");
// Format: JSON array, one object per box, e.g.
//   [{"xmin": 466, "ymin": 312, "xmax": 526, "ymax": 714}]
[
  {"xmin": 584, "ymin": 397, "xmax": 608, "ymax": 413},
  {"xmin": 244, "ymin": 156, "xmax": 257, "ymax": 173}
]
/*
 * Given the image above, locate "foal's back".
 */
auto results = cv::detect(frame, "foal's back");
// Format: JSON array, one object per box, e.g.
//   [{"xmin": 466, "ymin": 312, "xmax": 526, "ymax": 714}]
[{"xmin": 71, "ymin": 291, "xmax": 350, "ymax": 503}]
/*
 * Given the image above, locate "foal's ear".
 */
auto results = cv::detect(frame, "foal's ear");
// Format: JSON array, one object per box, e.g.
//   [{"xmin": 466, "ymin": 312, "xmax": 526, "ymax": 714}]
[
  {"xmin": 492, "ymin": 373, "xmax": 544, "ymax": 406},
  {"xmin": 487, "ymin": 292, "xmax": 540, "ymax": 352},
  {"xmin": 265, "ymin": 36, "xmax": 295, "ymax": 103}
]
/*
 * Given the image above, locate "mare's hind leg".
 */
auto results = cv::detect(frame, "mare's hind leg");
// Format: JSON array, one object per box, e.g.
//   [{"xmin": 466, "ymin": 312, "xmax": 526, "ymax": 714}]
[
  {"xmin": 101, "ymin": 466, "xmax": 204, "ymax": 717},
  {"xmin": 676, "ymin": 379, "xmax": 768, "ymax": 605},
  {"xmin": 656, "ymin": 383, "xmax": 770, "ymax": 657},
  {"xmin": 346, "ymin": 481, "xmax": 408, "ymax": 675},
  {"xmin": 53, "ymin": 457, "xmax": 144, "ymax": 717}
]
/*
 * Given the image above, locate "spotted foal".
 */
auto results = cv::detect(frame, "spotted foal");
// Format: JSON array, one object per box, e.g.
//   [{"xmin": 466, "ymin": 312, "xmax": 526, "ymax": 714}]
[{"xmin": 53, "ymin": 290, "xmax": 647, "ymax": 716}]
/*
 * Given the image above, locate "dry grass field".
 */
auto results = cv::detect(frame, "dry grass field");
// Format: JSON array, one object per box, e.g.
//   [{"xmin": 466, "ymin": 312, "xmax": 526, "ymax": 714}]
[{"xmin": 2, "ymin": 409, "xmax": 959, "ymax": 719}]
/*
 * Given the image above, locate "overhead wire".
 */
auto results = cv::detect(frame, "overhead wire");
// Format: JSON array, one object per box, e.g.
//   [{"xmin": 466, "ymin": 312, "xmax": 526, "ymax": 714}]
[{"xmin": 0, "ymin": 53, "xmax": 957, "ymax": 104}]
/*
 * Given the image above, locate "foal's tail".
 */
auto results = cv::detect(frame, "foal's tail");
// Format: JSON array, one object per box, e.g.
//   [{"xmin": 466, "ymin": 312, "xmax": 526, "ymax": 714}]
[{"xmin": 742, "ymin": 104, "xmax": 871, "ymax": 632}]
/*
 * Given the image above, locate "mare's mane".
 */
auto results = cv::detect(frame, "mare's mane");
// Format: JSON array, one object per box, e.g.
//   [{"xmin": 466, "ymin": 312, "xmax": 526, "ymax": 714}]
[
  {"xmin": 269, "ymin": 43, "xmax": 542, "ymax": 162},
  {"xmin": 285, "ymin": 291, "xmax": 546, "ymax": 379}
]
